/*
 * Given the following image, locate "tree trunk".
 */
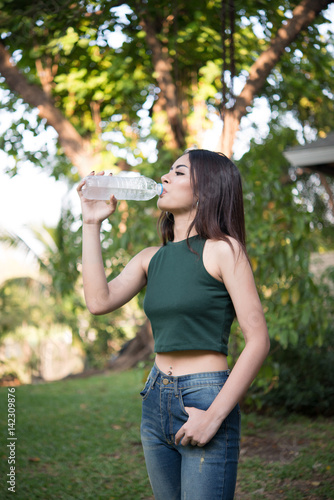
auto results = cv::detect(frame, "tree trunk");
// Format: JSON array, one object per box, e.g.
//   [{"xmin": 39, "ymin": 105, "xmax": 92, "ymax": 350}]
[
  {"xmin": 319, "ymin": 173, "xmax": 334, "ymax": 218},
  {"xmin": 0, "ymin": 42, "xmax": 97, "ymax": 177},
  {"xmin": 139, "ymin": 15, "xmax": 186, "ymax": 151},
  {"xmin": 107, "ymin": 319, "xmax": 154, "ymax": 371},
  {"xmin": 218, "ymin": 0, "xmax": 333, "ymax": 157}
]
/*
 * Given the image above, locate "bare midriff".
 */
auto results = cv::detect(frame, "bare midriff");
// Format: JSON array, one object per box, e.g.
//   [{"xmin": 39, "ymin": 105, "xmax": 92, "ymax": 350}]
[{"xmin": 155, "ymin": 350, "xmax": 228, "ymax": 377}]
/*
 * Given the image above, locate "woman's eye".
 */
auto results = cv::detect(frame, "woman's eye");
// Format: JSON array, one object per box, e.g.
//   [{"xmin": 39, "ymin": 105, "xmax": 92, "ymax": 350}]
[{"xmin": 175, "ymin": 171, "xmax": 184, "ymax": 176}]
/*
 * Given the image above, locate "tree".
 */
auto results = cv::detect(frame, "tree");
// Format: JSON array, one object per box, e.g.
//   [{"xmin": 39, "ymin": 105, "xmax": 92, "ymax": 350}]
[
  {"xmin": 1, "ymin": 1, "xmax": 334, "ymax": 382},
  {"xmin": 0, "ymin": 0, "xmax": 333, "ymax": 178},
  {"xmin": 218, "ymin": 0, "xmax": 334, "ymax": 155},
  {"xmin": 0, "ymin": 205, "xmax": 151, "ymax": 368},
  {"xmin": 230, "ymin": 122, "xmax": 334, "ymax": 413}
]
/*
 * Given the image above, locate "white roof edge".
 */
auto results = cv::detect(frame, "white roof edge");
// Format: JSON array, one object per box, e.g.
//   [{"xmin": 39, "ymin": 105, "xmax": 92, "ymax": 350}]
[{"xmin": 283, "ymin": 146, "xmax": 334, "ymax": 167}]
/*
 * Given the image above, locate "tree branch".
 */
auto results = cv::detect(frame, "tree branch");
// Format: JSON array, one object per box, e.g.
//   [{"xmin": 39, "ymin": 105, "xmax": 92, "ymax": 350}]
[
  {"xmin": 219, "ymin": 0, "xmax": 334, "ymax": 157},
  {"xmin": 139, "ymin": 15, "xmax": 186, "ymax": 150},
  {"xmin": 0, "ymin": 42, "xmax": 97, "ymax": 177}
]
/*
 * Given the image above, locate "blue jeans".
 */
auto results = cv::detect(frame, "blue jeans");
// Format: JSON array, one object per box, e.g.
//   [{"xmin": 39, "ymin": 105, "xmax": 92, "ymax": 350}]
[{"xmin": 140, "ymin": 363, "xmax": 241, "ymax": 500}]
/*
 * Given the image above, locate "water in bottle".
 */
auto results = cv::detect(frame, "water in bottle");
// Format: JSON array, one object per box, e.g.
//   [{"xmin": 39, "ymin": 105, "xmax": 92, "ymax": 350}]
[{"xmin": 82, "ymin": 173, "xmax": 163, "ymax": 201}]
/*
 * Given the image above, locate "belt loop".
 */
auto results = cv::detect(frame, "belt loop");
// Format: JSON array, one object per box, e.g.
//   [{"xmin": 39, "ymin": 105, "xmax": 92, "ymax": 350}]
[
  {"xmin": 173, "ymin": 376, "xmax": 178, "ymax": 396},
  {"xmin": 151, "ymin": 366, "xmax": 159, "ymax": 389}
]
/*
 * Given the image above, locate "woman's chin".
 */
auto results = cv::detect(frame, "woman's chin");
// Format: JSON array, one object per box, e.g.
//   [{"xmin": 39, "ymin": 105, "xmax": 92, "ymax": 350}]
[{"xmin": 157, "ymin": 198, "xmax": 170, "ymax": 211}]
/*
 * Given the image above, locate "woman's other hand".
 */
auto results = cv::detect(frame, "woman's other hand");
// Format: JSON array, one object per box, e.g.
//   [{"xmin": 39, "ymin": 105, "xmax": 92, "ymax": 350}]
[{"xmin": 175, "ymin": 407, "xmax": 222, "ymax": 448}]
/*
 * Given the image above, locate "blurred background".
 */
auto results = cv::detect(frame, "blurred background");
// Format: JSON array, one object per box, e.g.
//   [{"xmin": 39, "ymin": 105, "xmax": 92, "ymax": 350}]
[{"xmin": 0, "ymin": 0, "xmax": 333, "ymax": 416}]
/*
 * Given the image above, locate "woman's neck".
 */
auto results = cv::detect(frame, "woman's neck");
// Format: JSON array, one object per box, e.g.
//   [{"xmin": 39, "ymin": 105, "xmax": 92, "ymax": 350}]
[{"xmin": 172, "ymin": 212, "xmax": 197, "ymax": 242}]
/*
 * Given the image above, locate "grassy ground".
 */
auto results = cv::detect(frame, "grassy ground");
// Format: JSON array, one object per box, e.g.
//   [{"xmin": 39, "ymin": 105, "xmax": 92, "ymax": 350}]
[{"xmin": 0, "ymin": 368, "xmax": 333, "ymax": 500}]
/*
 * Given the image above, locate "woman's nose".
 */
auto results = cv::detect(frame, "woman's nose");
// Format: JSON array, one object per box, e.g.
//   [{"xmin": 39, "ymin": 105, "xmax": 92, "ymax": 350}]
[{"xmin": 161, "ymin": 172, "xmax": 170, "ymax": 183}]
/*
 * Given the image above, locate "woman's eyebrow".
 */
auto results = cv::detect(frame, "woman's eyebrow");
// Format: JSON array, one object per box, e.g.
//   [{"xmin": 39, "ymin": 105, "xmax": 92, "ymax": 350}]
[{"xmin": 170, "ymin": 164, "xmax": 189, "ymax": 171}]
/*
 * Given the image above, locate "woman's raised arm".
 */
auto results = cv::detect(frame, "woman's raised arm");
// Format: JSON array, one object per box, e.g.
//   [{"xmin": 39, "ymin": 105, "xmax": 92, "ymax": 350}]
[{"xmin": 77, "ymin": 172, "xmax": 156, "ymax": 315}]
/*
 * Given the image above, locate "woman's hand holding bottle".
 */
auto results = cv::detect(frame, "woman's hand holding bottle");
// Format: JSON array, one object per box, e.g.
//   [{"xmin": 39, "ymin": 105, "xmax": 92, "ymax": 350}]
[{"xmin": 77, "ymin": 171, "xmax": 117, "ymax": 224}]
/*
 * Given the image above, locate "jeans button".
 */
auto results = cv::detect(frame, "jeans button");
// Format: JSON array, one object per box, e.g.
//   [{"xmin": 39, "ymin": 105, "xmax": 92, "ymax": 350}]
[{"xmin": 162, "ymin": 378, "xmax": 169, "ymax": 385}]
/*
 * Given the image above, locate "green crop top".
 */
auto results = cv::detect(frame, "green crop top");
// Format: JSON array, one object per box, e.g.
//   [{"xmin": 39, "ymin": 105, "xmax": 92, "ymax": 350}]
[{"xmin": 143, "ymin": 236, "xmax": 235, "ymax": 355}]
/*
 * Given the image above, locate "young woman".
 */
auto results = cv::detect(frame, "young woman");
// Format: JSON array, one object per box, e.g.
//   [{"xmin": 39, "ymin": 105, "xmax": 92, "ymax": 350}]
[{"xmin": 77, "ymin": 149, "xmax": 270, "ymax": 500}]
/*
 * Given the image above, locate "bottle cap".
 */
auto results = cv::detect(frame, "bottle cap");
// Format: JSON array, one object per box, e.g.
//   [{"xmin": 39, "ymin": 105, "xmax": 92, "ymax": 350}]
[{"xmin": 157, "ymin": 183, "xmax": 163, "ymax": 195}]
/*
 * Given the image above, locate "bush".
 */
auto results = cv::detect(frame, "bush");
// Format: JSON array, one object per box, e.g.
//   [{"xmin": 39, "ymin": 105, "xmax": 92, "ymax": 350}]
[{"xmin": 247, "ymin": 327, "xmax": 334, "ymax": 416}]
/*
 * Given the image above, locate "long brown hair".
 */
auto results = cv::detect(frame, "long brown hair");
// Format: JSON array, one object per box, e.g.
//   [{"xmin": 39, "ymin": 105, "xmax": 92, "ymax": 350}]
[{"xmin": 158, "ymin": 149, "xmax": 248, "ymax": 257}]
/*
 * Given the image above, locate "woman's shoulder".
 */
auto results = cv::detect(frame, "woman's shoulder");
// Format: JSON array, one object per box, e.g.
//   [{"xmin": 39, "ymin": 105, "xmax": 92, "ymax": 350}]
[
  {"xmin": 206, "ymin": 236, "xmax": 243, "ymax": 257},
  {"xmin": 204, "ymin": 237, "xmax": 250, "ymax": 284},
  {"xmin": 137, "ymin": 245, "xmax": 162, "ymax": 273},
  {"xmin": 206, "ymin": 236, "xmax": 249, "ymax": 269}
]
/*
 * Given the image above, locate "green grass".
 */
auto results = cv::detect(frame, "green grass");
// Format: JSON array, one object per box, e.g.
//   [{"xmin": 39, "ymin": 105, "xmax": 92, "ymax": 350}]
[
  {"xmin": 236, "ymin": 414, "xmax": 334, "ymax": 499},
  {"xmin": 0, "ymin": 370, "xmax": 151, "ymax": 500},
  {"xmin": 0, "ymin": 369, "xmax": 333, "ymax": 499}
]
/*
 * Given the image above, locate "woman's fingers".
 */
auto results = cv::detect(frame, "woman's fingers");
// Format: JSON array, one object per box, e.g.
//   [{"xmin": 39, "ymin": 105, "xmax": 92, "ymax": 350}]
[{"xmin": 77, "ymin": 179, "xmax": 86, "ymax": 195}]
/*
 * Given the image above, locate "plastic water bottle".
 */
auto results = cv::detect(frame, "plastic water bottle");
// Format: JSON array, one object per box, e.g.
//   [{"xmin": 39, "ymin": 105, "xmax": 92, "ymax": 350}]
[{"xmin": 82, "ymin": 173, "xmax": 163, "ymax": 201}]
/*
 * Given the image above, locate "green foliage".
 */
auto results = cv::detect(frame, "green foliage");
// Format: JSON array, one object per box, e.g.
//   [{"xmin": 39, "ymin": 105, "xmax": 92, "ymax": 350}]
[
  {"xmin": 1, "ymin": 1, "xmax": 333, "ymax": 174},
  {"xmin": 0, "ymin": 94, "xmax": 51, "ymax": 176},
  {"xmin": 43, "ymin": 209, "xmax": 82, "ymax": 296},
  {"xmin": 235, "ymin": 123, "xmax": 334, "ymax": 414},
  {"xmin": 0, "ymin": 206, "xmax": 149, "ymax": 364},
  {"xmin": 0, "ymin": 1, "xmax": 333, "ymax": 412},
  {"xmin": 0, "ymin": 277, "xmax": 48, "ymax": 335},
  {"xmin": 262, "ymin": 329, "xmax": 334, "ymax": 416},
  {"xmin": 239, "ymin": 124, "xmax": 328, "ymax": 348}
]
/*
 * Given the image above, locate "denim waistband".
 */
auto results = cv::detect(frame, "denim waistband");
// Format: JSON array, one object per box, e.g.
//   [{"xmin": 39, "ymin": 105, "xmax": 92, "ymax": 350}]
[{"xmin": 149, "ymin": 362, "xmax": 230, "ymax": 392}]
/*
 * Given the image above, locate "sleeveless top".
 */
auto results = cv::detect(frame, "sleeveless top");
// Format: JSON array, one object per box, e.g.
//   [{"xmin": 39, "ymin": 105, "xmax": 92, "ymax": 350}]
[{"xmin": 143, "ymin": 236, "xmax": 235, "ymax": 355}]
